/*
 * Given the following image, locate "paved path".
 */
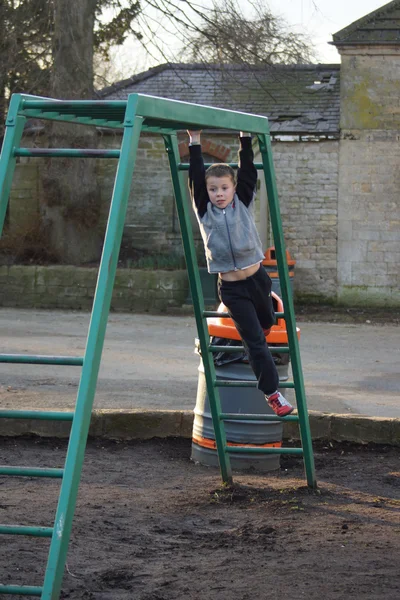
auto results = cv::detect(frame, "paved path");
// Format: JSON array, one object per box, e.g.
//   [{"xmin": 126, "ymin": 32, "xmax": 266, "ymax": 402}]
[{"xmin": 0, "ymin": 309, "xmax": 398, "ymax": 418}]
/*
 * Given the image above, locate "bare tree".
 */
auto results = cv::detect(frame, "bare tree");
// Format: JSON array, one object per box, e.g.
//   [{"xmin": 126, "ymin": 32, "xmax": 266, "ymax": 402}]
[
  {"xmin": 41, "ymin": 0, "xmax": 102, "ymax": 264},
  {"xmin": 2, "ymin": 0, "xmax": 316, "ymax": 264},
  {"xmin": 130, "ymin": 0, "xmax": 316, "ymax": 67},
  {"xmin": 178, "ymin": 0, "xmax": 316, "ymax": 65}
]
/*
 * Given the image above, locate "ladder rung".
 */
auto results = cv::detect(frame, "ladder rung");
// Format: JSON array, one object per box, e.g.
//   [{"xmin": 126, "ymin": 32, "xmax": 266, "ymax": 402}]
[
  {"xmin": 208, "ymin": 345, "xmax": 289, "ymax": 354},
  {"xmin": 0, "ymin": 585, "xmax": 43, "ymax": 596},
  {"xmin": 0, "ymin": 467, "xmax": 64, "ymax": 478},
  {"xmin": 14, "ymin": 148, "xmax": 120, "ymax": 159},
  {"xmin": 215, "ymin": 380, "xmax": 294, "ymax": 388},
  {"xmin": 220, "ymin": 412, "xmax": 299, "ymax": 422},
  {"xmin": 0, "ymin": 354, "xmax": 83, "ymax": 365},
  {"xmin": 0, "ymin": 410, "xmax": 74, "ymax": 421},
  {"xmin": 179, "ymin": 162, "xmax": 265, "ymax": 170},
  {"xmin": 0, "ymin": 525, "xmax": 53, "ymax": 537},
  {"xmin": 203, "ymin": 311, "xmax": 285, "ymax": 319},
  {"xmin": 226, "ymin": 446, "xmax": 303, "ymax": 455}
]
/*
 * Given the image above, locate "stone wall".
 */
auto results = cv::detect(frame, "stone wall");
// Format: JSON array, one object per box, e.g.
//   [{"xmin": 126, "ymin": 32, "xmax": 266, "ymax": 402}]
[
  {"xmin": 0, "ymin": 265, "xmax": 188, "ymax": 312},
  {"xmin": 268, "ymin": 140, "xmax": 339, "ymax": 299},
  {"xmin": 8, "ymin": 132, "xmax": 340, "ymax": 302},
  {"xmin": 337, "ymin": 48, "xmax": 400, "ymax": 306}
]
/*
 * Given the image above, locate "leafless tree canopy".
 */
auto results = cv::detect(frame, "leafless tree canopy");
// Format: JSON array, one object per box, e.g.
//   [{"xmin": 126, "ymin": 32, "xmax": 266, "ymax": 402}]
[{"xmin": 135, "ymin": 0, "xmax": 316, "ymax": 66}]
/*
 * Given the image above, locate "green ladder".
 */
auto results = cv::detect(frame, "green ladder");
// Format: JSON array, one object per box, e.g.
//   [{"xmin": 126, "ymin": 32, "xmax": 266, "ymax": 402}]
[{"xmin": 0, "ymin": 93, "xmax": 316, "ymax": 599}]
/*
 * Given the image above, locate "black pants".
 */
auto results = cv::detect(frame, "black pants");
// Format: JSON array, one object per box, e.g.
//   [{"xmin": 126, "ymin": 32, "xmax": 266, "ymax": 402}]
[{"xmin": 217, "ymin": 265, "xmax": 279, "ymax": 396}]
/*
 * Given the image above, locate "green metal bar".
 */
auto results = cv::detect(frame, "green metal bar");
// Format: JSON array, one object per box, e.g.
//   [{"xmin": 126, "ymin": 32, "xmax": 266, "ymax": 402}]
[
  {"xmin": 179, "ymin": 162, "xmax": 265, "ymax": 170},
  {"xmin": 0, "ymin": 94, "xmax": 26, "ymax": 236},
  {"xmin": 0, "ymin": 585, "xmax": 43, "ymax": 596},
  {"xmin": 143, "ymin": 125, "xmax": 177, "ymax": 135},
  {"xmin": 0, "ymin": 467, "xmax": 63, "ymax": 478},
  {"xmin": 209, "ymin": 345, "xmax": 289, "ymax": 353},
  {"xmin": 20, "ymin": 98, "xmax": 127, "ymax": 111},
  {"xmin": 258, "ymin": 131, "xmax": 316, "ymax": 488},
  {"xmin": 220, "ymin": 412, "xmax": 299, "ymax": 422},
  {"xmin": 0, "ymin": 354, "xmax": 83, "ymax": 365},
  {"xmin": 0, "ymin": 525, "xmax": 53, "ymax": 537},
  {"xmin": 14, "ymin": 148, "xmax": 120, "ymax": 159},
  {"xmin": 163, "ymin": 133, "xmax": 232, "ymax": 485},
  {"xmin": 215, "ymin": 380, "xmax": 295, "ymax": 388},
  {"xmin": 136, "ymin": 94, "xmax": 269, "ymax": 133},
  {"xmin": 0, "ymin": 410, "xmax": 73, "ymax": 421},
  {"xmin": 227, "ymin": 446, "xmax": 303, "ymax": 455},
  {"xmin": 18, "ymin": 109, "xmax": 123, "ymax": 130},
  {"xmin": 40, "ymin": 98, "xmax": 143, "ymax": 600}
]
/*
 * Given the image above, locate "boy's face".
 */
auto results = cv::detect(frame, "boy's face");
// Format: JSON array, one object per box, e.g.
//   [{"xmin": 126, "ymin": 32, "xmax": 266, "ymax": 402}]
[{"xmin": 206, "ymin": 175, "xmax": 236, "ymax": 209}]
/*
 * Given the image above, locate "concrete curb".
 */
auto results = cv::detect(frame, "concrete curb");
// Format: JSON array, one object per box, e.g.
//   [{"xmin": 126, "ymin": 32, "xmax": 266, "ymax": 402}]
[{"xmin": 0, "ymin": 409, "xmax": 399, "ymax": 446}]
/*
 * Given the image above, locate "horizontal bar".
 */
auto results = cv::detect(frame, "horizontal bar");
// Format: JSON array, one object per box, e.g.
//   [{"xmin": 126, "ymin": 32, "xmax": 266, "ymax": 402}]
[
  {"xmin": 179, "ymin": 162, "xmax": 265, "ymax": 170},
  {"xmin": 226, "ymin": 446, "xmax": 303, "ymax": 455},
  {"xmin": 0, "ymin": 354, "xmax": 83, "ymax": 365},
  {"xmin": 0, "ymin": 410, "xmax": 74, "ymax": 421},
  {"xmin": 203, "ymin": 311, "xmax": 285, "ymax": 319},
  {"xmin": 14, "ymin": 148, "xmax": 120, "ymax": 159},
  {"xmin": 21, "ymin": 99, "xmax": 127, "ymax": 110},
  {"xmin": 215, "ymin": 380, "xmax": 295, "ymax": 388},
  {"xmin": 0, "ymin": 585, "xmax": 43, "ymax": 596},
  {"xmin": 0, "ymin": 525, "xmax": 53, "ymax": 537},
  {"xmin": 0, "ymin": 467, "xmax": 64, "ymax": 478},
  {"xmin": 209, "ymin": 345, "xmax": 289, "ymax": 353},
  {"xmin": 220, "ymin": 412, "xmax": 299, "ymax": 422}
]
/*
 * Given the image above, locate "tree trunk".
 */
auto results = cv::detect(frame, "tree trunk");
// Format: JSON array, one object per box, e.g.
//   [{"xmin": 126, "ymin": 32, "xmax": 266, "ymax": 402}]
[{"xmin": 42, "ymin": 0, "xmax": 102, "ymax": 264}]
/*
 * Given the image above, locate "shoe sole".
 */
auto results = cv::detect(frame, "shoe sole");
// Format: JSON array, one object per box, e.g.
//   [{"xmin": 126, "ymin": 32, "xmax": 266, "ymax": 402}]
[{"xmin": 268, "ymin": 404, "xmax": 294, "ymax": 417}]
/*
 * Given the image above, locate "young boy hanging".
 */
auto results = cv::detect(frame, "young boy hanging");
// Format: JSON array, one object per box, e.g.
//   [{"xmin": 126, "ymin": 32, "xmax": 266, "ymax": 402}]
[{"xmin": 187, "ymin": 130, "xmax": 293, "ymax": 417}]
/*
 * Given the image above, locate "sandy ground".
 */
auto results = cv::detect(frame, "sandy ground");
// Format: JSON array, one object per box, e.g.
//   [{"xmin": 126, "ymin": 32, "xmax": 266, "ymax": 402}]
[
  {"xmin": 0, "ymin": 436, "xmax": 399, "ymax": 599},
  {"xmin": 0, "ymin": 308, "xmax": 399, "ymax": 418}
]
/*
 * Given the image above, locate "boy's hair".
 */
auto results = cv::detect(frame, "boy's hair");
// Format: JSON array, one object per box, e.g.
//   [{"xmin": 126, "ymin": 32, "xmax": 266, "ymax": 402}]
[{"xmin": 205, "ymin": 163, "xmax": 236, "ymax": 184}]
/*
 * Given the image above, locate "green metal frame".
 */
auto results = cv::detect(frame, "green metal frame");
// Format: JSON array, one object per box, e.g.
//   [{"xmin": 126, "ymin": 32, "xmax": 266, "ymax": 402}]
[{"xmin": 0, "ymin": 92, "xmax": 316, "ymax": 599}]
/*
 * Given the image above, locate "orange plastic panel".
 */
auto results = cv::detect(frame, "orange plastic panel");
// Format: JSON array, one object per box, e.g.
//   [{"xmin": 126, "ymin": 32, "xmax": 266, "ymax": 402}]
[{"xmin": 207, "ymin": 291, "xmax": 300, "ymax": 343}]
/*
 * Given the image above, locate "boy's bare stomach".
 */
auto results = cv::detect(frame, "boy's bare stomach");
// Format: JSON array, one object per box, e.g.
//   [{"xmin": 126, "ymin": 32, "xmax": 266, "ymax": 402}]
[{"xmin": 219, "ymin": 262, "xmax": 261, "ymax": 281}]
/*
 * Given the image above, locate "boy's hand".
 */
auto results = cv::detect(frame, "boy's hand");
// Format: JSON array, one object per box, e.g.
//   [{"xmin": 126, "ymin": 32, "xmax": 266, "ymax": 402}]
[
  {"xmin": 240, "ymin": 131, "xmax": 252, "ymax": 137},
  {"xmin": 187, "ymin": 130, "xmax": 201, "ymax": 144}
]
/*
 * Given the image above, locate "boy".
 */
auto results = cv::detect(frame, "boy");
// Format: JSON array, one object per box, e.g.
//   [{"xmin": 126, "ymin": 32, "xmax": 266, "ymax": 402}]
[{"xmin": 187, "ymin": 130, "xmax": 294, "ymax": 417}]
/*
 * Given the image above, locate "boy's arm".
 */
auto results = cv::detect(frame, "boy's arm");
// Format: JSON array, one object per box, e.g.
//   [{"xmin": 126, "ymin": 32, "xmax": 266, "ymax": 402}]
[
  {"xmin": 236, "ymin": 132, "xmax": 257, "ymax": 207},
  {"xmin": 187, "ymin": 130, "xmax": 209, "ymax": 218}
]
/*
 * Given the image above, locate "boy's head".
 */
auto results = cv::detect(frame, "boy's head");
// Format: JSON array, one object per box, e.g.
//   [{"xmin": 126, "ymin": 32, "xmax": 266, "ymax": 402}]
[{"xmin": 205, "ymin": 163, "xmax": 236, "ymax": 209}]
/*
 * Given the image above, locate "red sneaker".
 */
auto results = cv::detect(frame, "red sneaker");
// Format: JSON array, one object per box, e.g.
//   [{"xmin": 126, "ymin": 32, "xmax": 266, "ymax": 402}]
[{"xmin": 266, "ymin": 391, "xmax": 294, "ymax": 417}]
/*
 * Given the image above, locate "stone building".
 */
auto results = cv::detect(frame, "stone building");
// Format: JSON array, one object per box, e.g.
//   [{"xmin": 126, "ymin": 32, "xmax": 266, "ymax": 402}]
[
  {"xmin": 8, "ymin": 1, "xmax": 400, "ymax": 306},
  {"xmin": 99, "ymin": 62, "xmax": 340, "ymax": 300}
]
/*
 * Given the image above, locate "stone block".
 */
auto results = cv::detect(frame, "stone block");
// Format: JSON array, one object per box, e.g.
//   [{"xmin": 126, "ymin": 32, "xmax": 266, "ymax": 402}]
[
  {"xmin": 91, "ymin": 409, "xmax": 190, "ymax": 440},
  {"xmin": 330, "ymin": 414, "xmax": 399, "ymax": 445}
]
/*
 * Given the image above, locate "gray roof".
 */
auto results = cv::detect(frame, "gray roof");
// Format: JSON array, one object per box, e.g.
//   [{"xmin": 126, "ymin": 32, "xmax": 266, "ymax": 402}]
[
  {"xmin": 100, "ymin": 63, "xmax": 340, "ymax": 135},
  {"xmin": 332, "ymin": 0, "xmax": 400, "ymax": 46}
]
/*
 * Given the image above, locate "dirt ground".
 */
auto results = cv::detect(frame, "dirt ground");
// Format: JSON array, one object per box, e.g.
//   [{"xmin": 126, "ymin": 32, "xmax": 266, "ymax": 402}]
[{"xmin": 0, "ymin": 436, "xmax": 399, "ymax": 600}]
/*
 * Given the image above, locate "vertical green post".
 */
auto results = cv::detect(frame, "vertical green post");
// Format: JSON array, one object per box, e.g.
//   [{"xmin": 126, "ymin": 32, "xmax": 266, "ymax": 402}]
[
  {"xmin": 163, "ymin": 133, "xmax": 232, "ymax": 485},
  {"xmin": 258, "ymin": 132, "xmax": 316, "ymax": 489},
  {"xmin": 41, "ymin": 98, "xmax": 143, "ymax": 599},
  {"xmin": 0, "ymin": 94, "xmax": 26, "ymax": 236}
]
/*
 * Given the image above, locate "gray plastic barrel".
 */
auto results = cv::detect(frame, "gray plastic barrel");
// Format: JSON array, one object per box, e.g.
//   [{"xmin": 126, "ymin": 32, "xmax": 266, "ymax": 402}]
[{"xmin": 191, "ymin": 360, "xmax": 289, "ymax": 472}]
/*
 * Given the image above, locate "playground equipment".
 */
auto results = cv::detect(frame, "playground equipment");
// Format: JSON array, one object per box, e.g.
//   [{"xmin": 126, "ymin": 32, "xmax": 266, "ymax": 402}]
[{"xmin": 0, "ymin": 93, "xmax": 316, "ymax": 598}]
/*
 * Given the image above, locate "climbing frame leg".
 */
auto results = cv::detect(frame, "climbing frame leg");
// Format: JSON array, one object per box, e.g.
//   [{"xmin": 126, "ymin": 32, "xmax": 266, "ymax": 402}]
[
  {"xmin": 258, "ymin": 132, "xmax": 316, "ymax": 488},
  {"xmin": 0, "ymin": 94, "xmax": 26, "ymax": 235},
  {"xmin": 41, "ymin": 105, "xmax": 144, "ymax": 599},
  {"xmin": 163, "ymin": 133, "xmax": 233, "ymax": 484}
]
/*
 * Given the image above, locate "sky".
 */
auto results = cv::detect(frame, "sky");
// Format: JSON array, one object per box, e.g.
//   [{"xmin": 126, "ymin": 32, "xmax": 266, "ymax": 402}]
[
  {"xmin": 266, "ymin": 0, "xmax": 393, "ymax": 63},
  {"xmin": 108, "ymin": 0, "xmax": 392, "ymax": 80}
]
